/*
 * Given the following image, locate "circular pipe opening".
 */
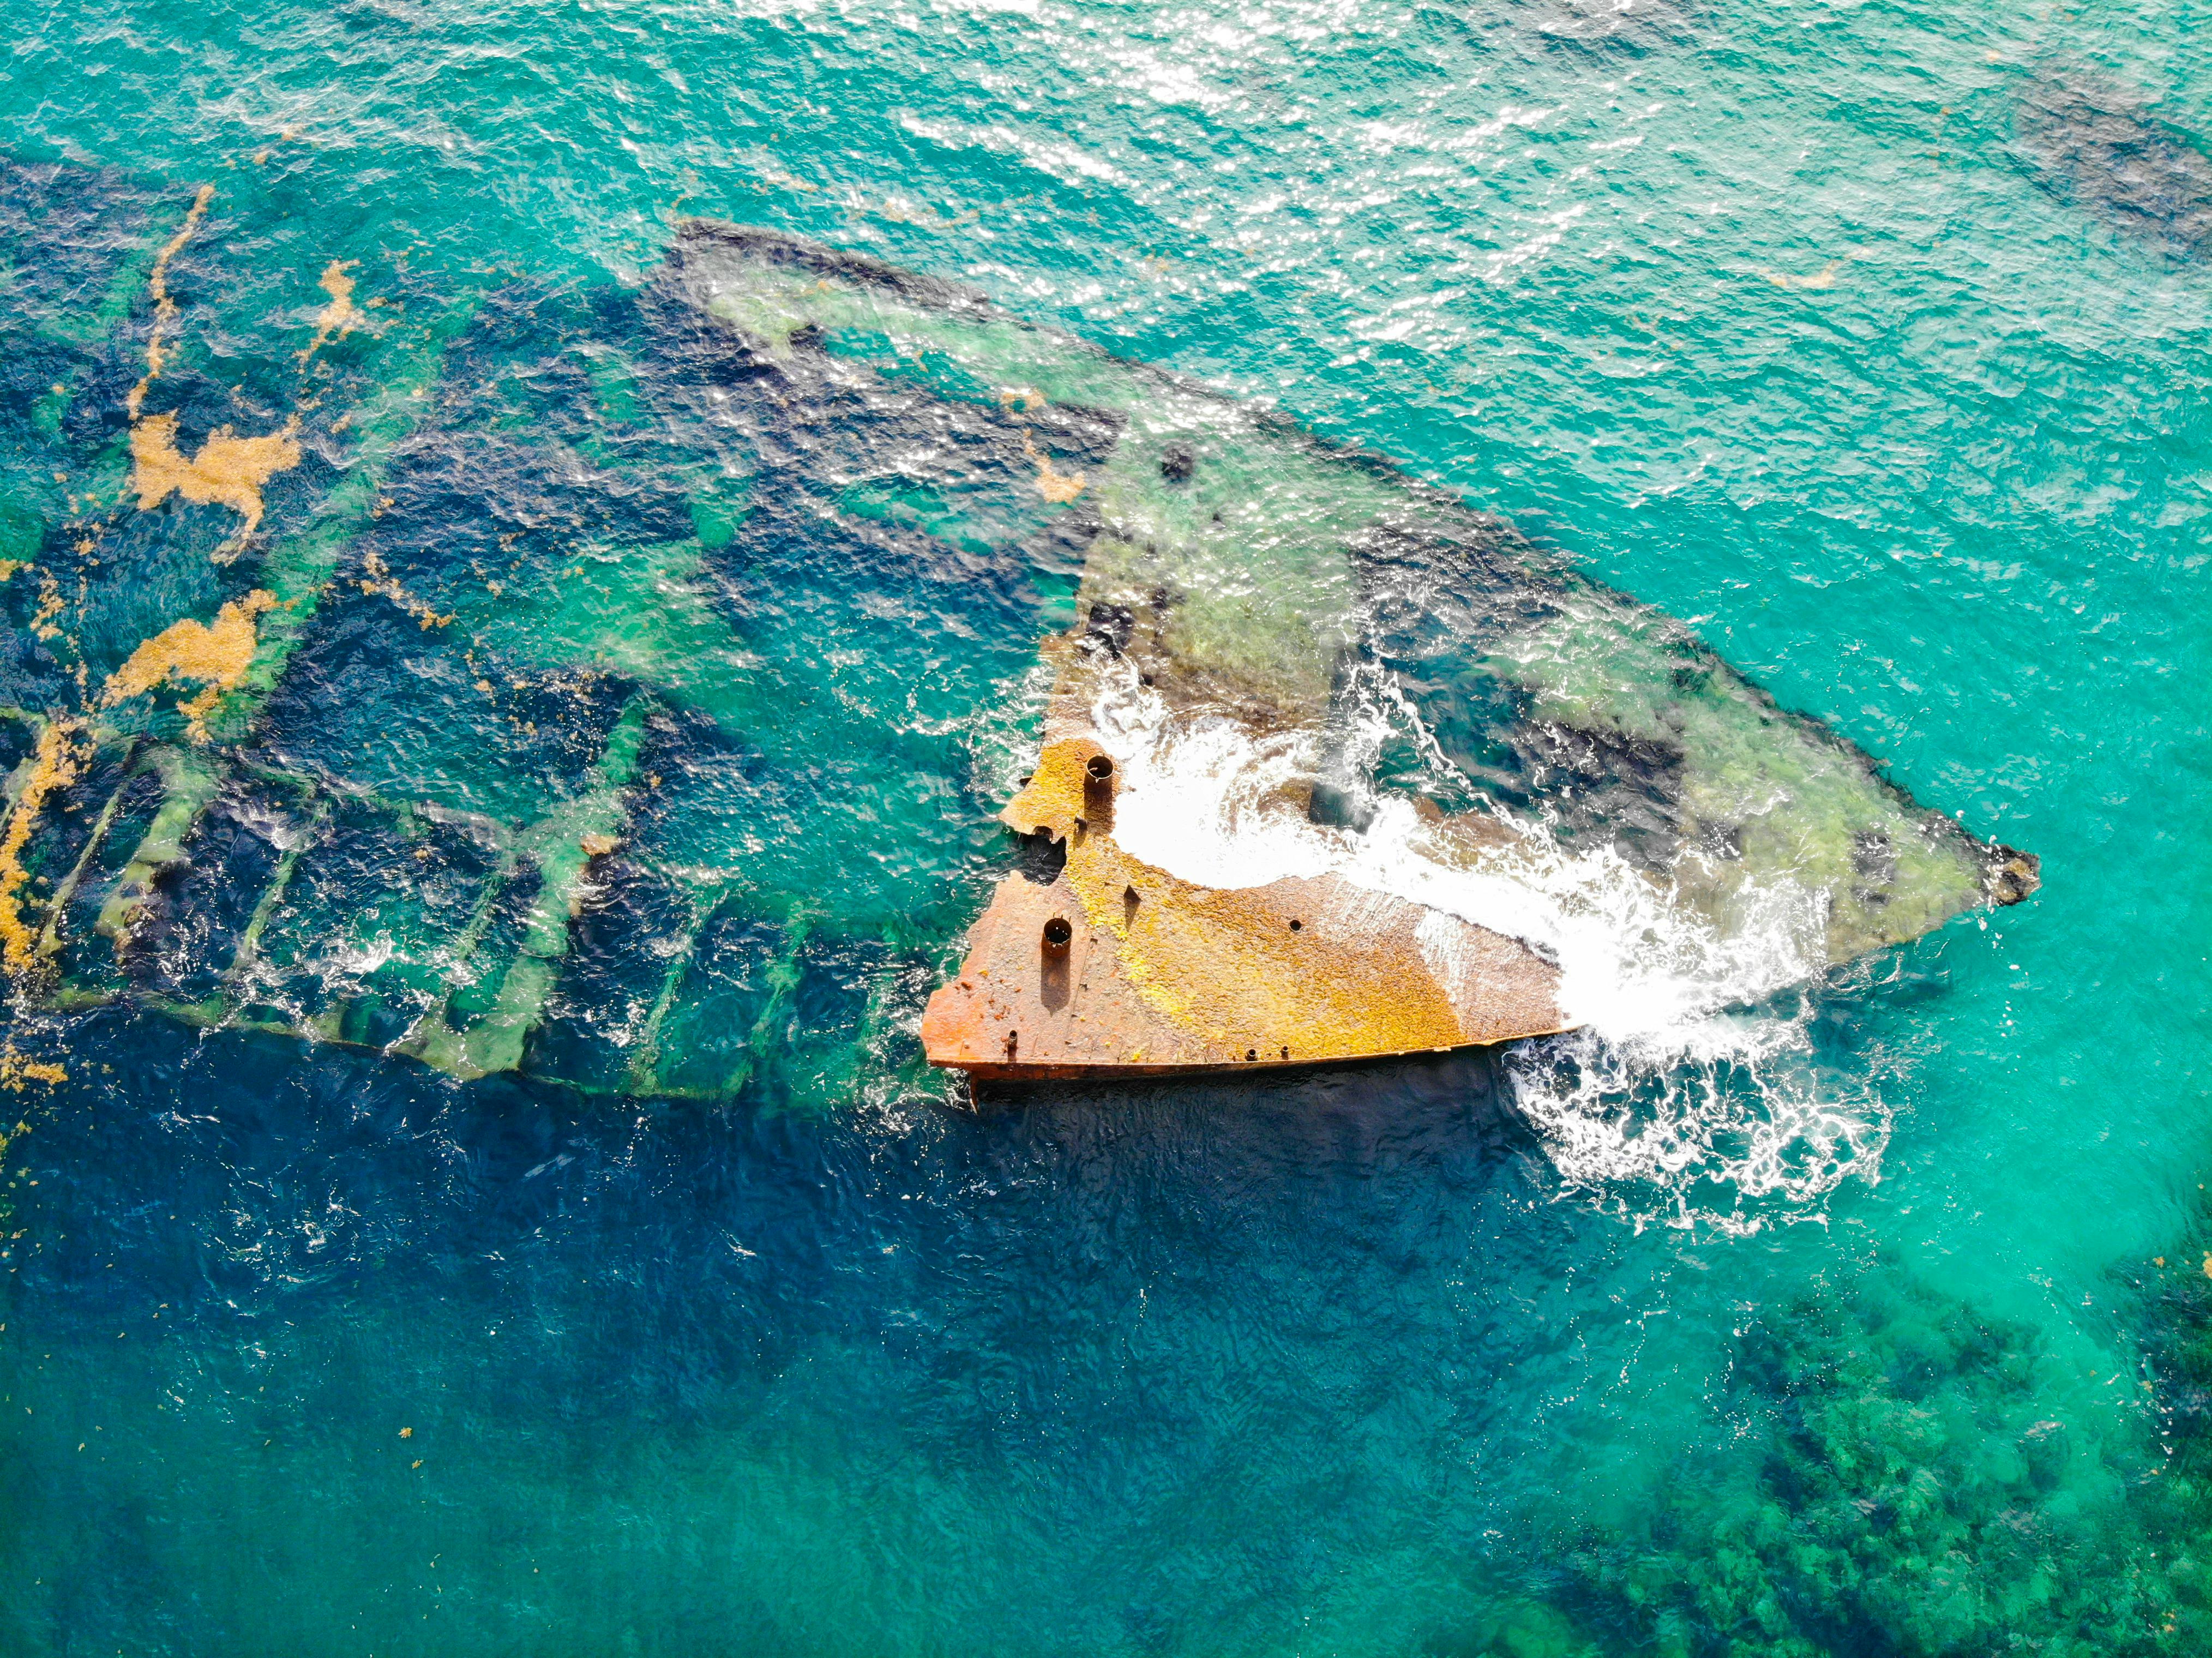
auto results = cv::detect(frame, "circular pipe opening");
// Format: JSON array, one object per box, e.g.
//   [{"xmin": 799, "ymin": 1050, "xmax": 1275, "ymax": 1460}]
[
  {"xmin": 1042, "ymin": 917, "xmax": 1073, "ymax": 948},
  {"xmin": 1086, "ymin": 754, "xmax": 1114, "ymax": 782}
]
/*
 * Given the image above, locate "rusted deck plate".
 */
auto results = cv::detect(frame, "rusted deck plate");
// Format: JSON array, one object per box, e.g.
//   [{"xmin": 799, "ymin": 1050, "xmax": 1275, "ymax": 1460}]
[{"xmin": 922, "ymin": 738, "xmax": 1567, "ymax": 1081}]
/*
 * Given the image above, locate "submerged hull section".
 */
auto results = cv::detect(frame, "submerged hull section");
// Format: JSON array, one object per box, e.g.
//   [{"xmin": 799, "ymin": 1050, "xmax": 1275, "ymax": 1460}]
[
  {"xmin": 647, "ymin": 224, "xmax": 2040, "ymax": 1082},
  {"xmin": 669, "ymin": 223, "xmax": 2036, "ymax": 992},
  {"xmin": 0, "ymin": 162, "xmax": 2034, "ymax": 1098},
  {"xmin": 1, "ymin": 169, "xmax": 1102, "ymax": 1104}
]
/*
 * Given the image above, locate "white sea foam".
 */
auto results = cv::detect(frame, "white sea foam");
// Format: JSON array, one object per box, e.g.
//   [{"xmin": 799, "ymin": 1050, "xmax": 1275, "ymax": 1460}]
[{"xmin": 1084, "ymin": 669, "xmax": 1891, "ymax": 1231}]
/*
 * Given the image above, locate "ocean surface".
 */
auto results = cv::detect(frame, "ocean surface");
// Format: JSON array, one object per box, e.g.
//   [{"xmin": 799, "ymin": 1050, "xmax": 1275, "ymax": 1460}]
[{"xmin": 0, "ymin": 0, "xmax": 2207, "ymax": 1652}]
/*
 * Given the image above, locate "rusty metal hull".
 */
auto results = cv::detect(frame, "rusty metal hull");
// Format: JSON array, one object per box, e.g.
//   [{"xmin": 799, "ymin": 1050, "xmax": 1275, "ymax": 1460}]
[
  {"xmin": 946, "ymin": 1052, "xmax": 1492, "ymax": 1084},
  {"xmin": 921, "ymin": 738, "xmax": 1571, "ymax": 1081}
]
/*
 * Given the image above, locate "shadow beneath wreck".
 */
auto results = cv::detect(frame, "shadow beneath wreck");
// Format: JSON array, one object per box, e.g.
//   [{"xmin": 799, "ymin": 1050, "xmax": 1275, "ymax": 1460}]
[{"xmin": 963, "ymin": 1042, "xmax": 1537, "ymax": 1178}]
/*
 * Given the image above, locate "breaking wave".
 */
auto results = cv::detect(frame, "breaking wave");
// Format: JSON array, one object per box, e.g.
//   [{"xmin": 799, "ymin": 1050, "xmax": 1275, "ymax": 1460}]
[{"xmin": 1080, "ymin": 668, "xmax": 1896, "ymax": 1232}]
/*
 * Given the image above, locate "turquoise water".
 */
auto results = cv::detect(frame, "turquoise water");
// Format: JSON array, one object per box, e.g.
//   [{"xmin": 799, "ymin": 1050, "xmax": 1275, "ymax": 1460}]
[{"xmin": 1, "ymin": 0, "xmax": 2209, "ymax": 1651}]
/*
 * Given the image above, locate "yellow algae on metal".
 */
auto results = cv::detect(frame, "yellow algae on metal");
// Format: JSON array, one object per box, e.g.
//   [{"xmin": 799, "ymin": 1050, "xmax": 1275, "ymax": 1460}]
[
  {"xmin": 1008, "ymin": 738, "xmax": 1466, "ymax": 1053},
  {"xmin": 1000, "ymin": 736, "xmax": 1096, "ymax": 840},
  {"xmin": 1074, "ymin": 835, "xmax": 1466, "ymax": 1055},
  {"xmin": 0, "ymin": 721, "xmax": 81, "ymax": 978},
  {"xmin": 104, "ymin": 590, "xmax": 279, "ymax": 741},
  {"xmin": 125, "ymin": 184, "xmax": 214, "ymax": 420},
  {"xmin": 933, "ymin": 736, "xmax": 1565, "ymax": 1078},
  {"xmin": 299, "ymin": 260, "xmax": 368, "ymax": 363},
  {"xmin": 129, "ymin": 414, "xmax": 303, "ymax": 555}
]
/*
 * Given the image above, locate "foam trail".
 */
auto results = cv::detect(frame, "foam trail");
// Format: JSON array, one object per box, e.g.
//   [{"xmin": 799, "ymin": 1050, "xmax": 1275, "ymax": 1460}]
[{"xmin": 1087, "ymin": 676, "xmax": 1892, "ymax": 1230}]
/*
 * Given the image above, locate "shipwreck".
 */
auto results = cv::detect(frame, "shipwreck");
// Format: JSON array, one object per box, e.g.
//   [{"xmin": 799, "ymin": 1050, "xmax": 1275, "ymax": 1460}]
[{"xmin": 0, "ymin": 160, "xmax": 2035, "ymax": 1097}]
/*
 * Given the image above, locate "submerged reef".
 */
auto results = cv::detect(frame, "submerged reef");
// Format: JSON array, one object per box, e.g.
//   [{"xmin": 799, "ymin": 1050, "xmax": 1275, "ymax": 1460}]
[
  {"xmin": 2130, "ymin": 1234, "xmax": 2212, "ymax": 1503},
  {"xmin": 2013, "ymin": 73, "xmax": 2212, "ymax": 262},
  {"xmin": 1440, "ymin": 1254, "xmax": 2212, "ymax": 1657}
]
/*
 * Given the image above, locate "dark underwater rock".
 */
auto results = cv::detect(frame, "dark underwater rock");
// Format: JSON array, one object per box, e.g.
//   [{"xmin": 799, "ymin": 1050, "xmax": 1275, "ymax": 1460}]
[
  {"xmin": 1512, "ymin": 1263, "xmax": 2207, "ymax": 1655},
  {"xmin": 1524, "ymin": 0, "xmax": 1693, "ymax": 52},
  {"xmin": 2014, "ymin": 73, "xmax": 2212, "ymax": 262}
]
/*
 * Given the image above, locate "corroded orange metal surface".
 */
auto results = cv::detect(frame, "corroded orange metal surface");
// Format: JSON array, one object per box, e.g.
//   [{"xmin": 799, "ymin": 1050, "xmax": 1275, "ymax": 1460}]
[{"xmin": 921, "ymin": 737, "xmax": 1568, "ymax": 1081}]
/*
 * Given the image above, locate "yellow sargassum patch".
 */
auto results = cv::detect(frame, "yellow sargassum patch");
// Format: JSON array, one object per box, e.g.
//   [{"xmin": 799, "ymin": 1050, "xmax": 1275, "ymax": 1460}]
[
  {"xmin": 121, "ymin": 186, "xmax": 306, "ymax": 556},
  {"xmin": 104, "ymin": 590, "xmax": 279, "ymax": 741},
  {"xmin": 0, "ymin": 1049, "xmax": 65, "ymax": 1090},
  {"xmin": 0, "ymin": 720, "xmax": 80, "ymax": 977},
  {"xmin": 299, "ymin": 260, "xmax": 366, "ymax": 363},
  {"xmin": 129, "ymin": 414, "xmax": 302, "ymax": 555},
  {"xmin": 1022, "ymin": 433, "xmax": 1086, "ymax": 504},
  {"xmin": 125, "ymin": 184, "xmax": 213, "ymax": 422}
]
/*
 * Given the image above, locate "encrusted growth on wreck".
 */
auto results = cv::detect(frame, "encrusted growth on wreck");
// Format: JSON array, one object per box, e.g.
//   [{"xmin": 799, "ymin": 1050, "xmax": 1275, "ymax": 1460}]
[{"xmin": 922, "ymin": 737, "xmax": 1566, "ymax": 1078}]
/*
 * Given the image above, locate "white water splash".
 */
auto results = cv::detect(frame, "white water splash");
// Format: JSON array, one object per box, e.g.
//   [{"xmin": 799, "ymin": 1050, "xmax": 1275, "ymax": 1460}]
[{"xmin": 1084, "ymin": 672, "xmax": 1894, "ymax": 1230}]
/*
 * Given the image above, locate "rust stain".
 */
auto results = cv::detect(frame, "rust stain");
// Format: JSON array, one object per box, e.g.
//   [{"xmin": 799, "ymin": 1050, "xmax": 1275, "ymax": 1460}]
[{"xmin": 924, "ymin": 737, "xmax": 1566, "ymax": 1080}]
